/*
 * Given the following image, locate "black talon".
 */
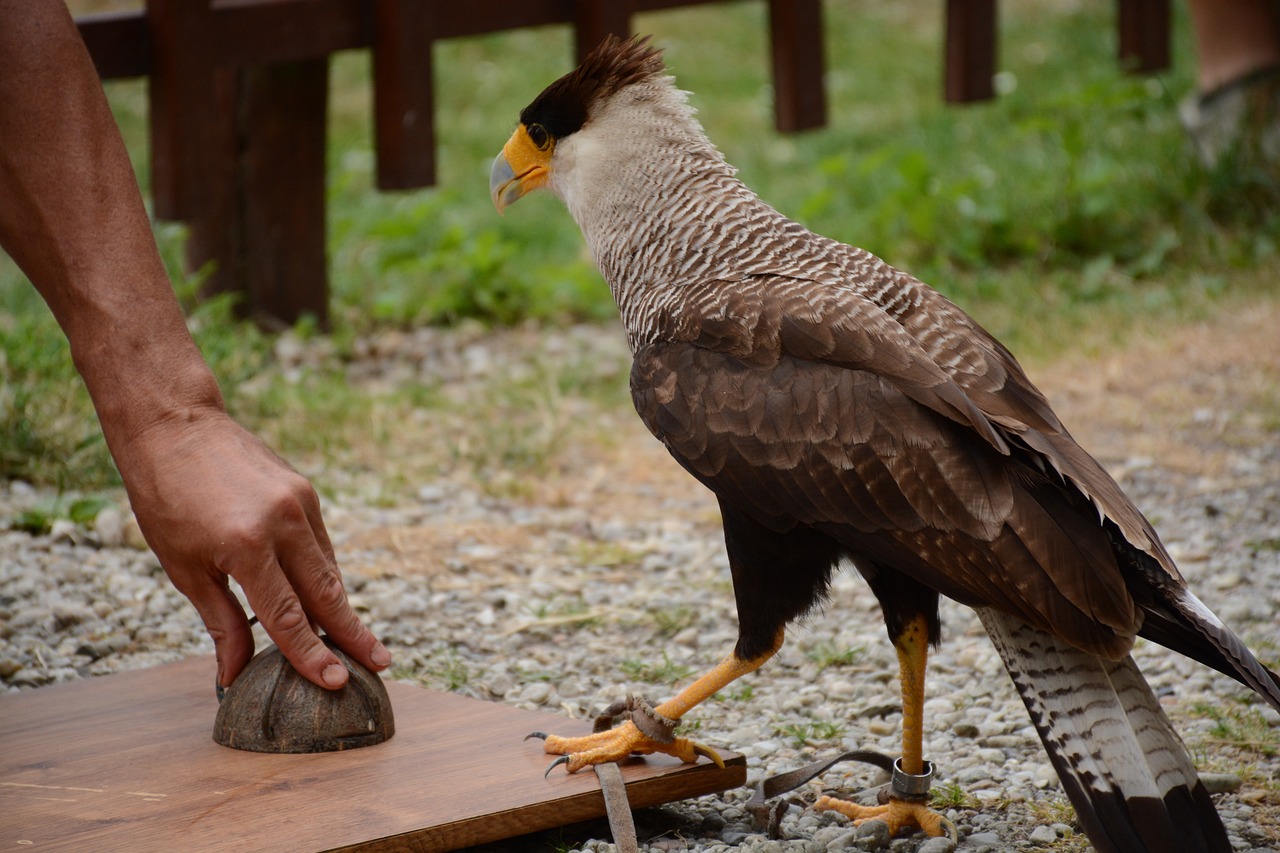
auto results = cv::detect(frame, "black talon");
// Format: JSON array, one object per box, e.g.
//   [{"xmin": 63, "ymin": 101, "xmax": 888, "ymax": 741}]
[
  {"xmin": 525, "ymin": 731, "xmax": 548, "ymax": 741},
  {"xmin": 544, "ymin": 755, "xmax": 572, "ymax": 778}
]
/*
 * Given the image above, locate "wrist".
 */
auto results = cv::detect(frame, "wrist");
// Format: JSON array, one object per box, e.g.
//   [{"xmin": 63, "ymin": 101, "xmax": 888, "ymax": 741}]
[{"xmin": 72, "ymin": 316, "xmax": 228, "ymax": 449}]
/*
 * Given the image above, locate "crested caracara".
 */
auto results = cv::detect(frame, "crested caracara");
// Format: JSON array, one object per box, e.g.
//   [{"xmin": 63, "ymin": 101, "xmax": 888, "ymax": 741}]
[{"xmin": 491, "ymin": 35, "xmax": 1280, "ymax": 852}]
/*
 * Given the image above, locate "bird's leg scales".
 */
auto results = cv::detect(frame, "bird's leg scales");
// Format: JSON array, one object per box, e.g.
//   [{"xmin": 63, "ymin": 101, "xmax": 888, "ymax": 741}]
[{"xmin": 814, "ymin": 758, "xmax": 957, "ymax": 841}]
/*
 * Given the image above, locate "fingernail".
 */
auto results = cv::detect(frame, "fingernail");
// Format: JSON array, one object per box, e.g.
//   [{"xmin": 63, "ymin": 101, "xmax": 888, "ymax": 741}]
[
  {"xmin": 371, "ymin": 642, "xmax": 391, "ymax": 667},
  {"xmin": 322, "ymin": 663, "xmax": 349, "ymax": 689}
]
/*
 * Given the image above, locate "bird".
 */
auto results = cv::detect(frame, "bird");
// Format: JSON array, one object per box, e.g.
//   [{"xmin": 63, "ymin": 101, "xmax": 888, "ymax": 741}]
[{"xmin": 490, "ymin": 35, "xmax": 1280, "ymax": 852}]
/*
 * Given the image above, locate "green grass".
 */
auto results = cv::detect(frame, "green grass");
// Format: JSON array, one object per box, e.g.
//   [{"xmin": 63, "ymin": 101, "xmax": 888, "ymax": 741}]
[
  {"xmin": 1191, "ymin": 701, "xmax": 1280, "ymax": 758},
  {"xmin": 776, "ymin": 719, "xmax": 846, "ymax": 748},
  {"xmin": 931, "ymin": 779, "xmax": 980, "ymax": 811},
  {"xmin": 619, "ymin": 651, "xmax": 694, "ymax": 686},
  {"xmin": 396, "ymin": 646, "xmax": 474, "ymax": 692},
  {"xmin": 5, "ymin": 0, "xmax": 1280, "ymax": 494},
  {"xmin": 804, "ymin": 640, "xmax": 864, "ymax": 671}
]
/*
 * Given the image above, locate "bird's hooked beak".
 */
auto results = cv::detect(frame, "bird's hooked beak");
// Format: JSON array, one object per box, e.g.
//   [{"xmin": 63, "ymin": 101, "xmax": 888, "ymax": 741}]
[{"xmin": 490, "ymin": 124, "xmax": 552, "ymax": 214}]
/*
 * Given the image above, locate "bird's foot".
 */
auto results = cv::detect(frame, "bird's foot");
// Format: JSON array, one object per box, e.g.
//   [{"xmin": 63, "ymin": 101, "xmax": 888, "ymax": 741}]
[
  {"xmin": 813, "ymin": 758, "xmax": 956, "ymax": 841},
  {"xmin": 813, "ymin": 795, "xmax": 955, "ymax": 839},
  {"xmin": 527, "ymin": 695, "xmax": 724, "ymax": 774}
]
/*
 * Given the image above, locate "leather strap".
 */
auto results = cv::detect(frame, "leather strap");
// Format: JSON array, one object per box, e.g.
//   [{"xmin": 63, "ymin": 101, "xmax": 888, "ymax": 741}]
[{"xmin": 594, "ymin": 762, "xmax": 639, "ymax": 853}]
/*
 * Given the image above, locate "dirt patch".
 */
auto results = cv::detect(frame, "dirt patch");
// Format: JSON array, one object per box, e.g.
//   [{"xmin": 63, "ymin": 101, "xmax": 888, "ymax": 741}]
[{"xmin": 1030, "ymin": 298, "xmax": 1280, "ymax": 483}]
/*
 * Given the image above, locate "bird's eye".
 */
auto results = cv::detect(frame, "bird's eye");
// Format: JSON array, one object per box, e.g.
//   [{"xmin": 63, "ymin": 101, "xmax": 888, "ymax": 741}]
[{"xmin": 527, "ymin": 123, "xmax": 551, "ymax": 150}]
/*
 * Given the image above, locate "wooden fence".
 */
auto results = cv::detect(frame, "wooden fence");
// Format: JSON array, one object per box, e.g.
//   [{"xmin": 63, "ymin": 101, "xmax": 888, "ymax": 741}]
[{"xmin": 74, "ymin": 0, "xmax": 1169, "ymax": 327}]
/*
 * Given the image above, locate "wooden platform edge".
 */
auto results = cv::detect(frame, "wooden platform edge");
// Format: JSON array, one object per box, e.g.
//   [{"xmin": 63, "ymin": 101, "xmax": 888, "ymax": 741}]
[{"xmin": 332, "ymin": 756, "xmax": 748, "ymax": 852}]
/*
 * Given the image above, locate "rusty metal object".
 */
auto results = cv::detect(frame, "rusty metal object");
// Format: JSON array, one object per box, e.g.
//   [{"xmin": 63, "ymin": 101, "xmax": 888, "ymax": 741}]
[{"xmin": 213, "ymin": 637, "xmax": 394, "ymax": 753}]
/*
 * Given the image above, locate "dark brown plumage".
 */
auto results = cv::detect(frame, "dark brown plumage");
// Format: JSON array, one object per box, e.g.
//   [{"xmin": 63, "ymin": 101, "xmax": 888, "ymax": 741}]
[{"xmin": 492, "ymin": 35, "xmax": 1280, "ymax": 852}]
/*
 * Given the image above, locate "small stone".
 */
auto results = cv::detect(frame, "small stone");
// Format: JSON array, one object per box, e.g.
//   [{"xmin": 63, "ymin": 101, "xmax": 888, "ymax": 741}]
[
  {"xmin": 74, "ymin": 633, "xmax": 130, "ymax": 660},
  {"xmin": 94, "ymin": 506, "xmax": 125, "ymax": 547},
  {"xmin": 963, "ymin": 830, "xmax": 1002, "ymax": 851},
  {"xmin": 486, "ymin": 672, "xmax": 514, "ymax": 696},
  {"xmin": 1033, "ymin": 764, "xmax": 1059, "ymax": 789},
  {"xmin": 720, "ymin": 831, "xmax": 754, "ymax": 845},
  {"xmin": 747, "ymin": 739, "xmax": 780, "ymax": 757},
  {"xmin": 8, "ymin": 668, "xmax": 46, "ymax": 687},
  {"xmin": 867, "ymin": 720, "xmax": 895, "ymax": 736},
  {"xmin": 700, "ymin": 813, "xmax": 726, "ymax": 831},
  {"xmin": 1050, "ymin": 823, "xmax": 1074, "ymax": 837},
  {"xmin": 1029, "ymin": 825, "xmax": 1057, "ymax": 843},
  {"xmin": 52, "ymin": 603, "xmax": 94, "ymax": 630},
  {"xmin": 122, "ymin": 514, "xmax": 149, "ymax": 550},
  {"xmin": 953, "ymin": 723, "xmax": 980, "ymax": 738},
  {"xmin": 1198, "ymin": 772, "xmax": 1242, "ymax": 794},
  {"xmin": 827, "ymin": 679, "xmax": 856, "ymax": 699},
  {"xmin": 824, "ymin": 829, "xmax": 859, "ymax": 852},
  {"xmin": 0, "ymin": 658, "xmax": 23, "ymax": 678},
  {"xmin": 854, "ymin": 819, "xmax": 891, "ymax": 849},
  {"xmin": 49, "ymin": 519, "xmax": 79, "ymax": 544},
  {"xmin": 519, "ymin": 681, "xmax": 552, "ymax": 704},
  {"xmin": 1212, "ymin": 571, "xmax": 1242, "ymax": 590},
  {"xmin": 916, "ymin": 837, "xmax": 958, "ymax": 853}
]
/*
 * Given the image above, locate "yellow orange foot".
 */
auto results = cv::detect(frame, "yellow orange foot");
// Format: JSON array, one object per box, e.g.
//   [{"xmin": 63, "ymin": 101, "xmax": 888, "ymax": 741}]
[
  {"xmin": 527, "ymin": 696, "xmax": 723, "ymax": 774},
  {"xmin": 528, "ymin": 721, "xmax": 723, "ymax": 773},
  {"xmin": 814, "ymin": 795, "xmax": 957, "ymax": 841}
]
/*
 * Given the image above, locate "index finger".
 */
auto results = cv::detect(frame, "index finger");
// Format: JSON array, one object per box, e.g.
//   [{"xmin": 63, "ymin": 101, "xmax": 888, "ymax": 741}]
[
  {"xmin": 285, "ymin": 487, "xmax": 391, "ymax": 675},
  {"xmin": 235, "ymin": 552, "xmax": 351, "ymax": 690}
]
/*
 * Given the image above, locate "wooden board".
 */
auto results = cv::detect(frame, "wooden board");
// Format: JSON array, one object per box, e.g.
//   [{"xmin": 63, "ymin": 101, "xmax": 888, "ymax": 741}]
[{"xmin": 0, "ymin": 656, "xmax": 745, "ymax": 852}]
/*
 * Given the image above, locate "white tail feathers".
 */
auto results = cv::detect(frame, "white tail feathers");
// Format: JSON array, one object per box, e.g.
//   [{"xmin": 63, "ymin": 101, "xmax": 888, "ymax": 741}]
[{"xmin": 978, "ymin": 607, "xmax": 1230, "ymax": 853}]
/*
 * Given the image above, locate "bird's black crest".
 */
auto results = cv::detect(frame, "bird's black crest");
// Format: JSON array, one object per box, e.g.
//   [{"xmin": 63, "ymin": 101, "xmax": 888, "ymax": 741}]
[{"xmin": 519, "ymin": 35, "xmax": 665, "ymax": 140}]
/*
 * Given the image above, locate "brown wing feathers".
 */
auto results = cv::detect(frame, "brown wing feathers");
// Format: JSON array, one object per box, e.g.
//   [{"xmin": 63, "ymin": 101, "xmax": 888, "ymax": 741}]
[{"xmin": 633, "ymin": 338, "xmax": 1141, "ymax": 658}]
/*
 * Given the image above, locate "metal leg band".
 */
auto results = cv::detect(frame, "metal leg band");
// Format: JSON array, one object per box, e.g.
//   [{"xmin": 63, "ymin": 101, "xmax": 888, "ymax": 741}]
[{"xmin": 890, "ymin": 757, "xmax": 935, "ymax": 801}]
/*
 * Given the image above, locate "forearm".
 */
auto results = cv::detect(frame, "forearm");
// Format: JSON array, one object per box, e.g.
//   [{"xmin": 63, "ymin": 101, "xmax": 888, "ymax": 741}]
[{"xmin": 0, "ymin": 1, "xmax": 224, "ymax": 451}]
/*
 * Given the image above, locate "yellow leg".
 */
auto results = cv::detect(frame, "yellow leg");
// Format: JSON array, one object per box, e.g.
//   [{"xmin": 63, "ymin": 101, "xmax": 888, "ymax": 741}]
[
  {"xmin": 895, "ymin": 613, "xmax": 929, "ymax": 776},
  {"xmin": 814, "ymin": 615, "xmax": 954, "ymax": 840},
  {"xmin": 538, "ymin": 628, "xmax": 784, "ymax": 772}
]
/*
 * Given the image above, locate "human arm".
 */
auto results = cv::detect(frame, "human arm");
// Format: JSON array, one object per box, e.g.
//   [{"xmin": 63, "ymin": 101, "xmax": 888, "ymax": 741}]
[{"xmin": 0, "ymin": 0, "xmax": 389, "ymax": 690}]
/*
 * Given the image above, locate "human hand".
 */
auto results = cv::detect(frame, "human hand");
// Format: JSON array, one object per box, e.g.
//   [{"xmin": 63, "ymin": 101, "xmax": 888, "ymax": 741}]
[{"xmin": 114, "ymin": 406, "xmax": 390, "ymax": 691}]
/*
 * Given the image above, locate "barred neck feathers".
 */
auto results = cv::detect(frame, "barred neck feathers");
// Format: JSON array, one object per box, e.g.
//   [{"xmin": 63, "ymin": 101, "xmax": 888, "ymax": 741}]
[{"xmin": 546, "ymin": 76, "xmax": 801, "ymax": 313}]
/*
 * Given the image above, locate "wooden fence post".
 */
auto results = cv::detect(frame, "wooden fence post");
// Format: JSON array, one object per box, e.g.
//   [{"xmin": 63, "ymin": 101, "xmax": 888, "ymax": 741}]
[
  {"xmin": 574, "ymin": 0, "xmax": 633, "ymax": 61},
  {"xmin": 767, "ymin": 0, "xmax": 827, "ymax": 132},
  {"xmin": 239, "ymin": 60, "xmax": 331, "ymax": 328},
  {"xmin": 1117, "ymin": 0, "xmax": 1171, "ymax": 73},
  {"xmin": 945, "ymin": 0, "xmax": 998, "ymax": 103},
  {"xmin": 374, "ymin": 0, "xmax": 437, "ymax": 190}
]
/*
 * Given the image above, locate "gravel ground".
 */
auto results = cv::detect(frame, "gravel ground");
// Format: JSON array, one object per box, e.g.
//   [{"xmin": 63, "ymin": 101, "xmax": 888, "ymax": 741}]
[{"xmin": 3, "ymin": 305, "xmax": 1279, "ymax": 852}]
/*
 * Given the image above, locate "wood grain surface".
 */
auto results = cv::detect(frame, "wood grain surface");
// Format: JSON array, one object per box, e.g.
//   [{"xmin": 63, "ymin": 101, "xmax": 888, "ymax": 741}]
[{"xmin": 0, "ymin": 656, "xmax": 745, "ymax": 852}]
